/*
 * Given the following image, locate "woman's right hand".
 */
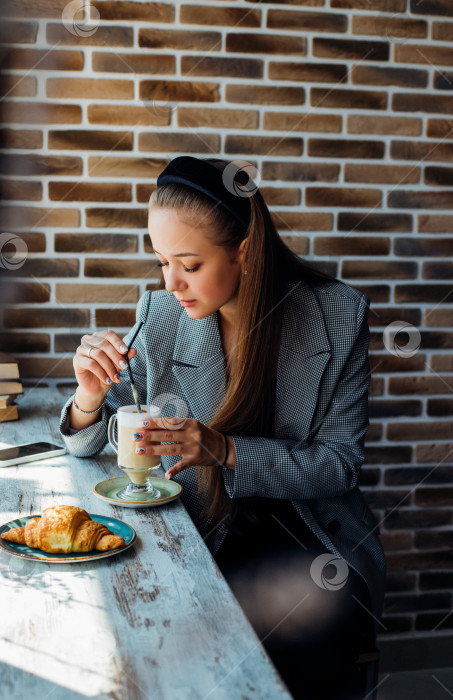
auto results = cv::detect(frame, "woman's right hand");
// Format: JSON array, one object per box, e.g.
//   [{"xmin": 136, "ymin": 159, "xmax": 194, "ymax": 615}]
[{"xmin": 74, "ymin": 330, "xmax": 138, "ymax": 400}]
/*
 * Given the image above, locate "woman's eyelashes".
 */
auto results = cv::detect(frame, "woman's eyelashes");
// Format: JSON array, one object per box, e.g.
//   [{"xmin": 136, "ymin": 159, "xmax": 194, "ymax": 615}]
[{"xmin": 156, "ymin": 261, "xmax": 200, "ymax": 273}]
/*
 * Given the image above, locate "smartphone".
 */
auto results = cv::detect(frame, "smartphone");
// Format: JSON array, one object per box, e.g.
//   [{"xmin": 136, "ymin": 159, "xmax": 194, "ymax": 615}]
[{"xmin": 0, "ymin": 441, "xmax": 66, "ymax": 467}]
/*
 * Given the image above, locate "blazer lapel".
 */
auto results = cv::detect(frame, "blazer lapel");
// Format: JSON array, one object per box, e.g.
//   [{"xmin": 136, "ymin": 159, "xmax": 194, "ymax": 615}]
[
  {"xmin": 276, "ymin": 280, "xmax": 332, "ymax": 441},
  {"xmin": 171, "ymin": 310, "xmax": 228, "ymax": 424}
]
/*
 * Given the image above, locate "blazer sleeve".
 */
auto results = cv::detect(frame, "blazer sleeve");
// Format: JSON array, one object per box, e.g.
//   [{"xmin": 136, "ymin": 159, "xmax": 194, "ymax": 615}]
[
  {"xmin": 58, "ymin": 292, "xmax": 152, "ymax": 457},
  {"xmin": 222, "ymin": 294, "xmax": 371, "ymax": 501}
]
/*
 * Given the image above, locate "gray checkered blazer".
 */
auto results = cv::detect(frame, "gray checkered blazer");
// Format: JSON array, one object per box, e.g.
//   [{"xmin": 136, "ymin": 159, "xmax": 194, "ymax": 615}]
[{"xmin": 60, "ymin": 279, "xmax": 386, "ymax": 624}]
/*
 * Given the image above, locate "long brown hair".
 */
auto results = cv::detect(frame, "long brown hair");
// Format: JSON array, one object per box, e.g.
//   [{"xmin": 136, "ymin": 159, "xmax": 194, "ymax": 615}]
[{"xmin": 149, "ymin": 160, "xmax": 341, "ymax": 527}]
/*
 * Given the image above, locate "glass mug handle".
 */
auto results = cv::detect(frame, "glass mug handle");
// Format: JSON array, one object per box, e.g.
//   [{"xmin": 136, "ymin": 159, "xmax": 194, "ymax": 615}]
[{"xmin": 107, "ymin": 414, "xmax": 118, "ymax": 454}]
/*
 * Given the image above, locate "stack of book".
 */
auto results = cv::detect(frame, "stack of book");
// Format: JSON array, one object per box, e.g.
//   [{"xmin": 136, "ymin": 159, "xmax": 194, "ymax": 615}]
[{"xmin": 0, "ymin": 352, "xmax": 22, "ymax": 422}]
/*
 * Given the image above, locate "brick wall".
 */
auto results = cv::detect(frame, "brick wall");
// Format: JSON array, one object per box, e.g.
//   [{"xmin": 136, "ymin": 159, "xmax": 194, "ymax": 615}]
[{"xmin": 0, "ymin": 0, "xmax": 452, "ymax": 642}]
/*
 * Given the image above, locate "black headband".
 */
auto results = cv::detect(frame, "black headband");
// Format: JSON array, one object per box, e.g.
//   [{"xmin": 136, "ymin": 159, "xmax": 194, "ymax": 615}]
[{"xmin": 156, "ymin": 156, "xmax": 253, "ymax": 229}]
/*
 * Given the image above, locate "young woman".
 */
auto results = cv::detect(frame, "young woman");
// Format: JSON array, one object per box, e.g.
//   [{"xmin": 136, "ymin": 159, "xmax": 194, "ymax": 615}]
[{"xmin": 60, "ymin": 156, "xmax": 386, "ymax": 700}]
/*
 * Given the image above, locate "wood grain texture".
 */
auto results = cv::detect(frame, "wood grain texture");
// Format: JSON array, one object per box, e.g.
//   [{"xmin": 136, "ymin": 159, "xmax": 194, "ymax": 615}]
[{"xmin": 0, "ymin": 388, "xmax": 291, "ymax": 699}]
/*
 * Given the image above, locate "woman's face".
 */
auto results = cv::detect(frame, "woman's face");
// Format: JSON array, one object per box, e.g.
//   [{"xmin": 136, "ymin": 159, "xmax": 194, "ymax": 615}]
[{"xmin": 148, "ymin": 207, "xmax": 245, "ymax": 321}]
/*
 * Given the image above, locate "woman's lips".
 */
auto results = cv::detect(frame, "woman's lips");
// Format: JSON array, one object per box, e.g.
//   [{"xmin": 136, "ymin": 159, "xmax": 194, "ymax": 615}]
[{"xmin": 179, "ymin": 299, "xmax": 197, "ymax": 307}]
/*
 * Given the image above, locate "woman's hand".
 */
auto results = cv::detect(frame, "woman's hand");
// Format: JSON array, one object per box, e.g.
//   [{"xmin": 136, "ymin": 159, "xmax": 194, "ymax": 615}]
[
  {"xmin": 74, "ymin": 330, "xmax": 137, "ymax": 401},
  {"xmin": 132, "ymin": 416, "xmax": 227, "ymax": 479}
]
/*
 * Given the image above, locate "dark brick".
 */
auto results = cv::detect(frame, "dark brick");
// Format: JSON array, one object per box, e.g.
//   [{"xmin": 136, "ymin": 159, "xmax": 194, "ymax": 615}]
[
  {"xmin": 384, "ymin": 510, "xmax": 452, "ymax": 531},
  {"xmin": 2, "ymin": 102, "xmax": 81, "ymax": 124},
  {"xmin": 388, "ymin": 420, "xmax": 453, "ymax": 441},
  {"xmin": 389, "ymin": 375, "xmax": 453, "ymax": 395},
  {"xmin": 308, "ymin": 138, "xmax": 384, "ymax": 159},
  {"xmin": 140, "ymin": 80, "xmax": 219, "ymax": 103},
  {"xmin": 385, "ymin": 572, "xmax": 417, "ymax": 593},
  {"xmin": 313, "ymin": 236, "xmax": 389, "ymax": 256},
  {"xmin": 224, "ymin": 135, "xmax": 302, "ymax": 156},
  {"xmin": 364, "ymin": 446, "xmax": 412, "ymax": 464},
  {"xmin": 3, "ymin": 309, "xmax": 89, "ymax": 329},
  {"xmin": 395, "ymin": 237, "xmax": 453, "ymax": 256},
  {"xmin": 49, "ymin": 182, "xmax": 132, "ymax": 202},
  {"xmin": 0, "ymin": 333, "xmax": 49, "ymax": 354},
  {"xmin": 388, "ymin": 190, "xmax": 453, "ymax": 209},
  {"xmin": 415, "ymin": 612, "xmax": 453, "ymax": 632},
  {"xmin": 385, "ymin": 592, "xmax": 451, "ymax": 614},
  {"xmin": 434, "ymin": 72, "xmax": 453, "ymax": 91},
  {"xmin": 262, "ymin": 161, "xmax": 338, "ymax": 182},
  {"xmin": 269, "ymin": 62, "xmax": 347, "ymax": 84},
  {"xmin": 180, "ymin": 4, "xmax": 259, "ymax": 27},
  {"xmin": 415, "ymin": 530, "xmax": 453, "ymax": 549},
  {"xmin": 49, "ymin": 130, "xmax": 132, "ymax": 151},
  {"xmin": 0, "ymin": 180, "xmax": 42, "ymax": 201},
  {"xmin": 0, "ymin": 259, "xmax": 78, "ymax": 278},
  {"xmin": 139, "ymin": 28, "xmax": 221, "ymax": 51},
  {"xmin": 363, "ymin": 489, "xmax": 411, "ymax": 510},
  {"xmin": 393, "ymin": 92, "xmax": 453, "ymax": 114},
  {"xmin": 91, "ymin": 1, "xmax": 174, "ymax": 22},
  {"xmin": 139, "ymin": 132, "xmax": 220, "ymax": 153},
  {"xmin": 306, "ymin": 188, "xmax": 381, "ymax": 208},
  {"xmin": 92, "ymin": 52, "xmax": 174, "ymax": 75},
  {"xmin": 338, "ymin": 212, "xmax": 412, "ymax": 232},
  {"xmin": 4, "ymin": 154, "xmax": 82, "ymax": 176},
  {"xmin": 369, "ymin": 354, "xmax": 425, "ymax": 373},
  {"xmin": 367, "ymin": 307, "xmax": 421, "ymax": 327},
  {"xmin": 267, "ymin": 10, "xmax": 347, "ymax": 32},
  {"xmin": 85, "ymin": 208, "xmax": 147, "ymax": 229},
  {"xmin": 379, "ymin": 616, "xmax": 412, "ymax": 633},
  {"xmin": 419, "ymin": 572, "xmax": 453, "ymax": 590},
  {"xmin": 428, "ymin": 399, "xmax": 453, "ymax": 417},
  {"xmin": 313, "ymin": 38, "xmax": 388, "ymax": 61},
  {"xmin": 55, "ymin": 234, "xmax": 137, "ymax": 253},
  {"xmin": 395, "ymin": 284, "xmax": 453, "ymax": 304},
  {"xmin": 380, "ymin": 532, "xmax": 412, "ymax": 551},
  {"xmin": 425, "ymin": 167, "xmax": 453, "ymax": 186},
  {"xmin": 342, "ymin": 261, "xmax": 416, "ymax": 279},
  {"xmin": 0, "ymin": 282, "xmax": 49, "ymax": 304},
  {"xmin": 369, "ymin": 400, "xmax": 422, "ymax": 419},
  {"xmin": 385, "ymin": 467, "xmax": 453, "ymax": 486},
  {"xmin": 410, "ymin": 0, "xmax": 453, "ymax": 16},
  {"xmin": 0, "ymin": 20, "xmax": 38, "ymax": 44},
  {"xmin": 181, "ymin": 56, "xmax": 262, "ymax": 79},
  {"xmin": 85, "ymin": 259, "xmax": 156, "ymax": 278},
  {"xmin": 352, "ymin": 66, "xmax": 427, "ymax": 88},
  {"xmin": 423, "ymin": 261, "xmax": 453, "ymax": 279},
  {"xmin": 46, "ymin": 23, "xmax": 132, "ymax": 47},
  {"xmin": 427, "ymin": 119, "xmax": 453, "ymax": 139},
  {"xmin": 357, "ymin": 468, "xmax": 381, "ymax": 486},
  {"xmin": 419, "ymin": 214, "xmax": 453, "ymax": 232},
  {"xmin": 392, "ymin": 140, "xmax": 453, "ymax": 162},
  {"xmin": 226, "ymin": 32, "xmax": 305, "ymax": 56},
  {"xmin": 415, "ymin": 487, "xmax": 453, "ymax": 507},
  {"xmin": 351, "ymin": 285, "xmax": 390, "ymax": 303},
  {"xmin": 1, "ymin": 48, "xmax": 83, "ymax": 71},
  {"xmin": 54, "ymin": 334, "xmax": 83, "ymax": 353},
  {"xmin": 0, "ymin": 129, "xmax": 42, "ymax": 150},
  {"xmin": 365, "ymin": 422, "xmax": 382, "ymax": 441},
  {"xmin": 226, "ymin": 84, "xmax": 304, "ymax": 105},
  {"xmin": 311, "ymin": 88, "xmax": 386, "ymax": 111},
  {"xmin": 331, "ymin": 0, "xmax": 405, "ymax": 8},
  {"xmin": 95, "ymin": 309, "xmax": 136, "ymax": 327}
]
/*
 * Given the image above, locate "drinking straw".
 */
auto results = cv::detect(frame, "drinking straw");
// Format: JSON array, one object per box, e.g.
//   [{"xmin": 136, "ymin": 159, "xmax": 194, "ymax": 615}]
[{"xmin": 124, "ymin": 321, "xmax": 144, "ymax": 414}]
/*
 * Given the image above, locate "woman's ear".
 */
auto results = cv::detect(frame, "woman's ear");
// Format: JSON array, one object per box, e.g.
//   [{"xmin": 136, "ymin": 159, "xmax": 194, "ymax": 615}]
[{"xmin": 236, "ymin": 237, "xmax": 248, "ymax": 265}]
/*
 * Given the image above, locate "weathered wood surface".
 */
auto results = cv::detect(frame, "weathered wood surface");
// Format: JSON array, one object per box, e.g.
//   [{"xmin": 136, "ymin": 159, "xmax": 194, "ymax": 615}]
[{"xmin": 0, "ymin": 388, "xmax": 292, "ymax": 699}]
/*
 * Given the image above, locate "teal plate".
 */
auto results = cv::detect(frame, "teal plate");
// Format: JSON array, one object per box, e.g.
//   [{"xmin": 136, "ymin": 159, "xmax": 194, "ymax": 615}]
[
  {"xmin": 0, "ymin": 514, "xmax": 136, "ymax": 563},
  {"xmin": 94, "ymin": 476, "xmax": 183, "ymax": 508}
]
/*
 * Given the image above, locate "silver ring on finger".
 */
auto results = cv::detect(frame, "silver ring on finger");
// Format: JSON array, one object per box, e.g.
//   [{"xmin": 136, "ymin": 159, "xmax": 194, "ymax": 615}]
[{"xmin": 87, "ymin": 346, "xmax": 94, "ymax": 359}]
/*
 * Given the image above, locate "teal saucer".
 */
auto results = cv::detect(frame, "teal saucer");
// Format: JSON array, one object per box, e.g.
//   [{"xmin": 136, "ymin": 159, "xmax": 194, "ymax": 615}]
[{"xmin": 93, "ymin": 476, "xmax": 183, "ymax": 508}]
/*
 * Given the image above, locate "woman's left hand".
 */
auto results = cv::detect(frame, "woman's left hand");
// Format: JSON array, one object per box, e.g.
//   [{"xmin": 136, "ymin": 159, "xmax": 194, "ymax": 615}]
[{"xmin": 132, "ymin": 416, "xmax": 226, "ymax": 479}]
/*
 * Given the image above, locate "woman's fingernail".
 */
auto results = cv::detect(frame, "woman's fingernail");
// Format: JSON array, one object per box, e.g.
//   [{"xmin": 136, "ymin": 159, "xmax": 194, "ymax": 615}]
[
  {"xmin": 142, "ymin": 420, "xmax": 150, "ymax": 427},
  {"xmin": 119, "ymin": 359, "xmax": 127, "ymax": 369},
  {"xmin": 133, "ymin": 433, "xmax": 143, "ymax": 441},
  {"xmin": 120, "ymin": 344, "xmax": 127, "ymax": 353},
  {"xmin": 166, "ymin": 472, "xmax": 172, "ymax": 480},
  {"xmin": 135, "ymin": 447, "xmax": 146, "ymax": 455},
  {"xmin": 114, "ymin": 373, "xmax": 121, "ymax": 383},
  {"xmin": 106, "ymin": 377, "xmax": 111, "ymax": 385}
]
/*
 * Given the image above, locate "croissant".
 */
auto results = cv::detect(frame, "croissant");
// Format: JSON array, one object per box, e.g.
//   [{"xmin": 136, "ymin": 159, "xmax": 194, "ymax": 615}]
[{"xmin": 1, "ymin": 505, "xmax": 125, "ymax": 554}]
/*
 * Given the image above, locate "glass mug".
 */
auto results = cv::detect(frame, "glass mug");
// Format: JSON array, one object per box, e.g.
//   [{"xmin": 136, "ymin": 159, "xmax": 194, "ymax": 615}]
[{"xmin": 108, "ymin": 405, "xmax": 162, "ymax": 501}]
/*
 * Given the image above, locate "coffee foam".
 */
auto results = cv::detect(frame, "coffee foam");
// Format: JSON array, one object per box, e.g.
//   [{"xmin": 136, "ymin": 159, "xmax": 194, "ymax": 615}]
[{"xmin": 117, "ymin": 404, "xmax": 161, "ymax": 427}]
